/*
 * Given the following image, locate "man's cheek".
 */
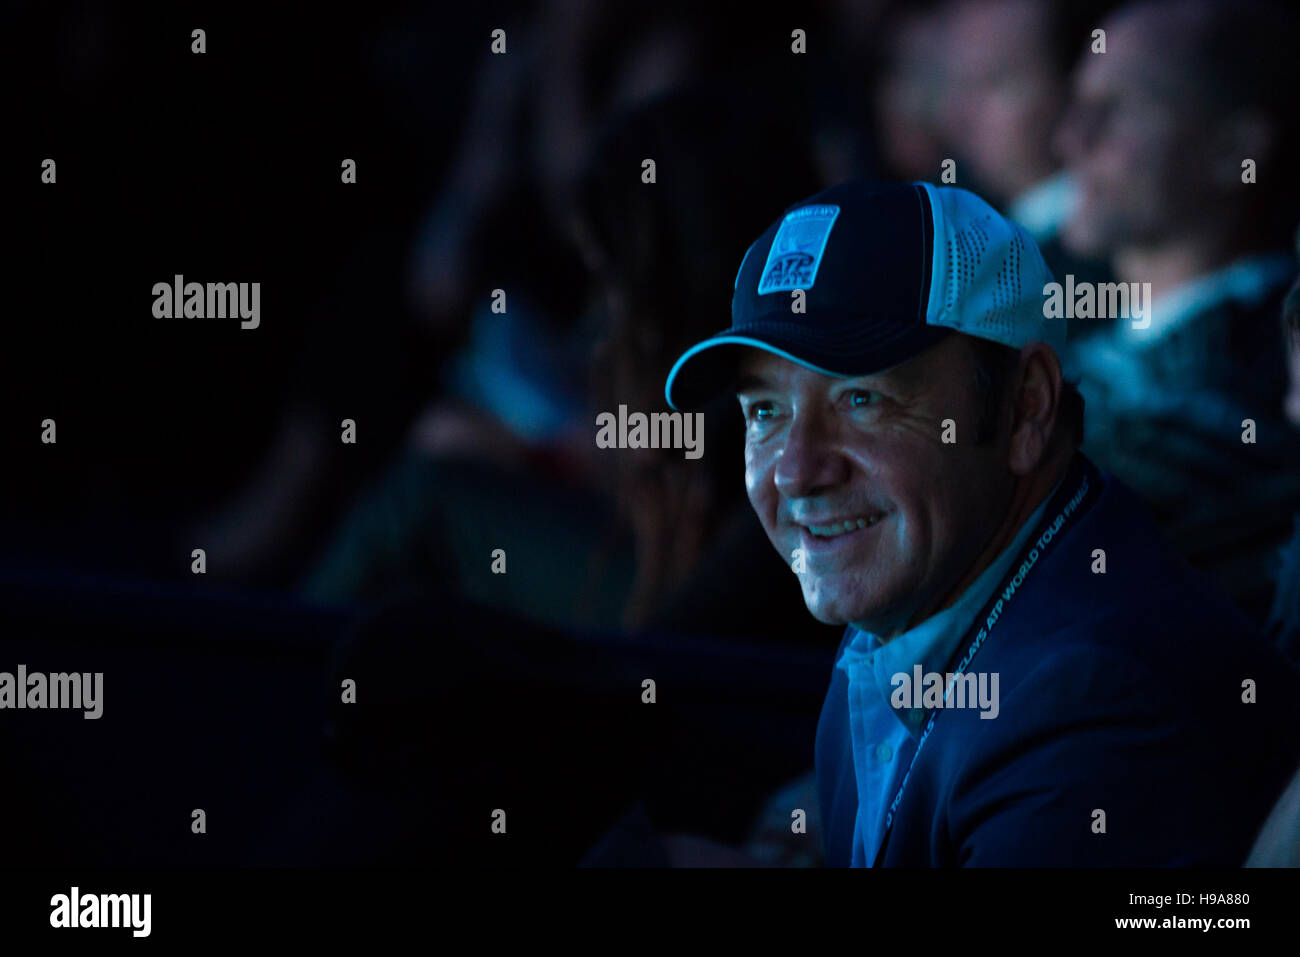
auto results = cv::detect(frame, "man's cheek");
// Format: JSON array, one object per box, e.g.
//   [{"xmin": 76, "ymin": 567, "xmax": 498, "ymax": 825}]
[
  {"xmin": 744, "ymin": 453, "xmax": 781, "ymax": 516},
  {"xmin": 743, "ymin": 472, "xmax": 767, "ymax": 523},
  {"xmin": 743, "ymin": 446, "xmax": 766, "ymax": 498},
  {"xmin": 743, "ymin": 471, "xmax": 784, "ymax": 554}
]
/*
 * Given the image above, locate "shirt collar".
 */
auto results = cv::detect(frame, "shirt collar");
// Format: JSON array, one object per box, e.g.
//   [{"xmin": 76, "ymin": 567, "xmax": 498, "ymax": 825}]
[
  {"xmin": 1007, "ymin": 171, "xmax": 1077, "ymax": 243},
  {"xmin": 1120, "ymin": 251, "xmax": 1296, "ymax": 349},
  {"xmin": 837, "ymin": 475, "xmax": 1064, "ymax": 738}
]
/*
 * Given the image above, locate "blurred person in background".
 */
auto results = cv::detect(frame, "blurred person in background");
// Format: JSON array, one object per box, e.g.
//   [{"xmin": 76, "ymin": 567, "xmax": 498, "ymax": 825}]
[
  {"xmin": 870, "ymin": 2, "xmax": 952, "ymax": 184},
  {"xmin": 200, "ymin": 1, "xmax": 788, "ymax": 602},
  {"xmin": 296, "ymin": 70, "xmax": 852, "ymax": 867},
  {"xmin": 1054, "ymin": 0, "xmax": 1300, "ymax": 624},
  {"xmin": 571, "ymin": 86, "xmax": 827, "ymax": 635},
  {"xmin": 938, "ymin": 0, "xmax": 1115, "ymax": 321},
  {"xmin": 300, "ymin": 82, "xmax": 843, "ymax": 649},
  {"xmin": 402, "ymin": 0, "xmax": 821, "ymax": 466}
]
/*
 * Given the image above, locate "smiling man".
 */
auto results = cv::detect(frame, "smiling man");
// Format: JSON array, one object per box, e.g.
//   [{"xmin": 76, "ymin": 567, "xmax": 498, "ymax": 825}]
[
  {"xmin": 732, "ymin": 332, "xmax": 1067, "ymax": 638},
  {"xmin": 664, "ymin": 180, "xmax": 1300, "ymax": 866}
]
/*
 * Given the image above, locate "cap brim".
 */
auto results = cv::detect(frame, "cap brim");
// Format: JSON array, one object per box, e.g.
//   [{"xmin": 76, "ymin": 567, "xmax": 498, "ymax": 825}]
[{"xmin": 664, "ymin": 315, "xmax": 950, "ymax": 410}]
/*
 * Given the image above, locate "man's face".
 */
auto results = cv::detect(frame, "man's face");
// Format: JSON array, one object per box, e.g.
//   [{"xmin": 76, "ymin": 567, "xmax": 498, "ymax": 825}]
[
  {"xmin": 1053, "ymin": 11, "xmax": 1214, "ymax": 257},
  {"xmin": 940, "ymin": 0, "xmax": 1063, "ymax": 203},
  {"xmin": 736, "ymin": 336, "xmax": 1013, "ymax": 636}
]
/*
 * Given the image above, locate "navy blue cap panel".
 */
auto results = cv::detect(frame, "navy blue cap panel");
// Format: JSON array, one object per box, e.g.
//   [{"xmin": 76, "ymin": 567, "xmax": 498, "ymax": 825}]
[
  {"xmin": 732, "ymin": 182, "xmax": 934, "ymax": 329},
  {"xmin": 915, "ymin": 183, "xmax": 934, "ymax": 322},
  {"xmin": 664, "ymin": 182, "xmax": 947, "ymax": 410},
  {"xmin": 664, "ymin": 179, "xmax": 1066, "ymax": 412}
]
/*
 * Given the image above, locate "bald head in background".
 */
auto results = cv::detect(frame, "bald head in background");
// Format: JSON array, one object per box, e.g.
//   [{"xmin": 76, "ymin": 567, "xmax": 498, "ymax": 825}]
[
  {"xmin": 1056, "ymin": 0, "xmax": 1300, "ymax": 286},
  {"xmin": 940, "ymin": 0, "xmax": 1096, "ymax": 207}
]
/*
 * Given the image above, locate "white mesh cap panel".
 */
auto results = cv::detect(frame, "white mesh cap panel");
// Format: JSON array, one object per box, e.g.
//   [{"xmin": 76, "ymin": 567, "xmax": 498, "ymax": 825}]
[
  {"xmin": 920, "ymin": 182, "xmax": 1065, "ymax": 355},
  {"xmin": 982, "ymin": 228, "xmax": 1023, "ymax": 342}
]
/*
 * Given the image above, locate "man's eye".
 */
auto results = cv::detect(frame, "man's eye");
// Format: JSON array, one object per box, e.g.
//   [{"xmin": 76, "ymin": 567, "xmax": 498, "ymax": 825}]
[
  {"xmin": 848, "ymin": 390, "xmax": 881, "ymax": 409},
  {"xmin": 750, "ymin": 401, "xmax": 776, "ymax": 420}
]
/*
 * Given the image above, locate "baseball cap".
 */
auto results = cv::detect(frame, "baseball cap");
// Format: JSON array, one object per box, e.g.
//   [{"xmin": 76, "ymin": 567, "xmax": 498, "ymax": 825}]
[{"xmin": 663, "ymin": 180, "xmax": 1063, "ymax": 410}]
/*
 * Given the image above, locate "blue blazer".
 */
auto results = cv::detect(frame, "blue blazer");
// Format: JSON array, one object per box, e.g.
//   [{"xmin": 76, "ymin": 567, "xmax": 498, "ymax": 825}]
[{"xmin": 816, "ymin": 455, "xmax": 1300, "ymax": 866}]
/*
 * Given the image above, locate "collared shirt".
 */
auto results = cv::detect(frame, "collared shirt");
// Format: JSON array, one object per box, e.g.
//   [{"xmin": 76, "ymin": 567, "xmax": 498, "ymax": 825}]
[
  {"xmin": 1119, "ymin": 251, "xmax": 1296, "ymax": 349},
  {"xmin": 834, "ymin": 482, "xmax": 1061, "ymax": 866},
  {"xmin": 1067, "ymin": 252, "xmax": 1296, "ymax": 413},
  {"xmin": 1006, "ymin": 170, "xmax": 1078, "ymax": 243}
]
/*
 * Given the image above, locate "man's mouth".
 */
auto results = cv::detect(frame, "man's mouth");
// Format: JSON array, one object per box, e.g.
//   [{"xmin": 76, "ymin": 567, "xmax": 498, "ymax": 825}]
[{"xmin": 801, "ymin": 512, "xmax": 886, "ymax": 539}]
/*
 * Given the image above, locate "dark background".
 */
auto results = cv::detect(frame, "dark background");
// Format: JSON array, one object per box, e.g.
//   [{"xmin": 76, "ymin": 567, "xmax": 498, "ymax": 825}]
[{"xmin": 2, "ymin": 0, "xmax": 847, "ymax": 866}]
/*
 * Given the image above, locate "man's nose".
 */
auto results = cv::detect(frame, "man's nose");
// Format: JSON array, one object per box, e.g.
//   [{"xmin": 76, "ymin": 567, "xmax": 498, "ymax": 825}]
[
  {"xmin": 1052, "ymin": 100, "xmax": 1088, "ymax": 166},
  {"xmin": 773, "ymin": 408, "xmax": 849, "ymax": 500}
]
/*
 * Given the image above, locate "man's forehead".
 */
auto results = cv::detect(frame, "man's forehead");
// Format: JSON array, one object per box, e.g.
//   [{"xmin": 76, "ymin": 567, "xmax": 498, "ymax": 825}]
[
  {"xmin": 733, "ymin": 343, "xmax": 943, "ymax": 392},
  {"xmin": 1079, "ymin": 13, "xmax": 1194, "ymax": 96},
  {"xmin": 947, "ymin": 1, "xmax": 1051, "ymax": 70},
  {"xmin": 736, "ymin": 349, "xmax": 810, "ymax": 378}
]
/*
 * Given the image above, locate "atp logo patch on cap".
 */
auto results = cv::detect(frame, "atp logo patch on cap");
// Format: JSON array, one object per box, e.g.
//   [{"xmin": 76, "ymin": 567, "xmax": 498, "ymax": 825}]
[{"xmin": 756, "ymin": 204, "xmax": 840, "ymax": 295}]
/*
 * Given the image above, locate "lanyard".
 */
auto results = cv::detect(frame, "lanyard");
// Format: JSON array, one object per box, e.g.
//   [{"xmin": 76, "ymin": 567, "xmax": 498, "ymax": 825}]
[{"xmin": 871, "ymin": 454, "xmax": 1103, "ymax": 866}]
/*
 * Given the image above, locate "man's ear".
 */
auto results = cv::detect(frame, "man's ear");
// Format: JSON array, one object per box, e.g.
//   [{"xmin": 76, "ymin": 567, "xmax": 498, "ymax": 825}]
[{"xmin": 1007, "ymin": 343, "xmax": 1063, "ymax": 475}]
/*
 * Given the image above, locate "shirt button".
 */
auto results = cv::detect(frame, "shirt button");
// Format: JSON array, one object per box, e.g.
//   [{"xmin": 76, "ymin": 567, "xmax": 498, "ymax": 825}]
[{"xmin": 875, "ymin": 742, "xmax": 893, "ymax": 762}]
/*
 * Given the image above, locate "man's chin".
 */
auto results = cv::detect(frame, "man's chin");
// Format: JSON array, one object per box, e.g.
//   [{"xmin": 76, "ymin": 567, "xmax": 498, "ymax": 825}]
[
  {"xmin": 804, "ymin": 604, "xmax": 851, "ymax": 627},
  {"xmin": 801, "ymin": 587, "xmax": 880, "ymax": 629},
  {"xmin": 801, "ymin": 584, "xmax": 913, "ymax": 634}
]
